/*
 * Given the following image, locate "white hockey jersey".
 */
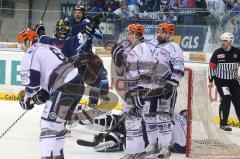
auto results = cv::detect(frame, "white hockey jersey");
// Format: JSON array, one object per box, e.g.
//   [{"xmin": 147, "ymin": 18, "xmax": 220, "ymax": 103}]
[
  {"xmin": 20, "ymin": 43, "xmax": 65, "ymax": 92},
  {"xmin": 151, "ymin": 41, "xmax": 184, "ymax": 83},
  {"xmin": 118, "ymin": 41, "xmax": 154, "ymax": 89}
]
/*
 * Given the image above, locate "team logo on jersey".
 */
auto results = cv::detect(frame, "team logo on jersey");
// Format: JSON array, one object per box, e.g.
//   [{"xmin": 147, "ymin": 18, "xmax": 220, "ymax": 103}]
[
  {"xmin": 20, "ymin": 70, "xmax": 30, "ymax": 85},
  {"xmin": 217, "ymin": 54, "xmax": 225, "ymax": 59},
  {"xmin": 233, "ymin": 54, "xmax": 238, "ymax": 59},
  {"xmin": 125, "ymin": 119, "xmax": 135, "ymax": 129},
  {"xmin": 49, "ymin": 112, "xmax": 57, "ymax": 120},
  {"xmin": 159, "ymin": 49, "xmax": 169, "ymax": 57},
  {"xmin": 127, "ymin": 51, "xmax": 137, "ymax": 58}
]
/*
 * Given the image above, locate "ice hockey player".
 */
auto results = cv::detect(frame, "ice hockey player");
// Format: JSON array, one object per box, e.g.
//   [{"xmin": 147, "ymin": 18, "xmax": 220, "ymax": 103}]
[
  {"xmin": 144, "ymin": 22, "xmax": 184, "ymax": 159},
  {"xmin": 112, "ymin": 23, "xmax": 155, "ymax": 159},
  {"xmin": 74, "ymin": 109, "xmax": 126, "ymax": 152},
  {"xmin": 90, "ymin": 109, "xmax": 187, "ymax": 153},
  {"xmin": 17, "ymin": 28, "xmax": 73, "ymax": 159},
  {"xmin": 66, "ymin": 5, "xmax": 86, "ymax": 27},
  {"xmin": 36, "ymin": 19, "xmax": 71, "ymax": 49},
  {"xmin": 17, "ymin": 28, "xmax": 89, "ymax": 159},
  {"xmin": 62, "ymin": 14, "xmax": 109, "ymax": 107},
  {"xmin": 208, "ymin": 32, "xmax": 240, "ymax": 131}
]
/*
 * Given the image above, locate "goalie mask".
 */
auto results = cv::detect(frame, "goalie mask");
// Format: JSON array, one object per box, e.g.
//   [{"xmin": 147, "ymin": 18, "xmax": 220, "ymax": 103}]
[{"xmin": 55, "ymin": 19, "xmax": 71, "ymax": 39}]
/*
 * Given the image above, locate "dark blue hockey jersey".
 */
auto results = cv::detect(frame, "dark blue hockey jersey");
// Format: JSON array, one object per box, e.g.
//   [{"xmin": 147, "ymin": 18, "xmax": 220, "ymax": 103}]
[
  {"xmin": 62, "ymin": 21, "xmax": 102, "ymax": 57},
  {"xmin": 38, "ymin": 35, "xmax": 66, "ymax": 50}
]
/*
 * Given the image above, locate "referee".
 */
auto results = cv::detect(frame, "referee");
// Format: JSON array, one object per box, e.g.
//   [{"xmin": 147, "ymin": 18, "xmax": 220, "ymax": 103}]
[{"xmin": 208, "ymin": 32, "xmax": 240, "ymax": 131}]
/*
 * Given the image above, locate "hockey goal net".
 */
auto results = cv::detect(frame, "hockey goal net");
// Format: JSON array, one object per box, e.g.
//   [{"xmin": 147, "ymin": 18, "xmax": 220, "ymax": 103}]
[{"xmin": 176, "ymin": 67, "xmax": 240, "ymax": 158}]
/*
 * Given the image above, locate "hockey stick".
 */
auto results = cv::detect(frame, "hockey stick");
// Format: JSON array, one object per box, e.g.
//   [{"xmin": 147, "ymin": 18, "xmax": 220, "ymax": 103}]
[
  {"xmin": 76, "ymin": 84, "xmax": 175, "ymax": 147},
  {"xmin": 0, "ymin": 110, "xmax": 28, "ymax": 139},
  {"xmin": 77, "ymin": 110, "xmax": 129, "ymax": 147},
  {"xmin": 40, "ymin": 0, "xmax": 50, "ymax": 24}
]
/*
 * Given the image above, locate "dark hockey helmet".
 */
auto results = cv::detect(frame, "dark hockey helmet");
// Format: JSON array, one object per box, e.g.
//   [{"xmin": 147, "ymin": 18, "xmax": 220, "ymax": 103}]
[{"xmin": 55, "ymin": 19, "xmax": 71, "ymax": 39}]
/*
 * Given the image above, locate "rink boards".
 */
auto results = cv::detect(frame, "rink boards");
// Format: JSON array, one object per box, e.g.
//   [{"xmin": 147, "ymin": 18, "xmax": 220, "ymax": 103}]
[{"xmin": 0, "ymin": 49, "xmax": 239, "ymax": 127}]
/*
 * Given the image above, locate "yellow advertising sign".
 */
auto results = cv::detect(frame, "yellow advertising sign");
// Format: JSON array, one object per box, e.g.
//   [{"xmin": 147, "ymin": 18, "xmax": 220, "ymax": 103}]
[{"xmin": 189, "ymin": 52, "xmax": 206, "ymax": 62}]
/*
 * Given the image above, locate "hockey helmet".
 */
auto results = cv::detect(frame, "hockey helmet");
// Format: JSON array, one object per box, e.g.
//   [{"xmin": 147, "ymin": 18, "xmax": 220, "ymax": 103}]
[
  {"xmin": 127, "ymin": 24, "xmax": 145, "ymax": 36},
  {"xmin": 17, "ymin": 28, "xmax": 37, "ymax": 43},
  {"xmin": 74, "ymin": 5, "xmax": 86, "ymax": 13},
  {"xmin": 157, "ymin": 22, "xmax": 175, "ymax": 34},
  {"xmin": 220, "ymin": 32, "xmax": 234, "ymax": 43},
  {"xmin": 55, "ymin": 19, "xmax": 71, "ymax": 39}
]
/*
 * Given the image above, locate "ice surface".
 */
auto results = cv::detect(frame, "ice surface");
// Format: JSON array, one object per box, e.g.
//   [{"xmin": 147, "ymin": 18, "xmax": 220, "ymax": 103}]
[{"xmin": 0, "ymin": 101, "xmax": 239, "ymax": 159}]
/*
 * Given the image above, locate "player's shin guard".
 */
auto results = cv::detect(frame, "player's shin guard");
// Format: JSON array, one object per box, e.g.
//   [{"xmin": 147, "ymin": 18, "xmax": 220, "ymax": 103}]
[
  {"xmin": 144, "ymin": 115, "xmax": 157, "ymax": 144},
  {"xmin": 40, "ymin": 120, "xmax": 65, "ymax": 158},
  {"xmin": 157, "ymin": 113, "xmax": 172, "ymax": 149},
  {"xmin": 55, "ymin": 130, "xmax": 65, "ymax": 158},
  {"xmin": 144, "ymin": 115, "xmax": 158, "ymax": 155},
  {"xmin": 125, "ymin": 115, "xmax": 145, "ymax": 155}
]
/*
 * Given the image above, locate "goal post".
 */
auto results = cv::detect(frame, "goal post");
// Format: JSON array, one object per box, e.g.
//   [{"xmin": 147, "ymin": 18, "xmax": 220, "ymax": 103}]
[{"xmin": 178, "ymin": 67, "xmax": 240, "ymax": 158}]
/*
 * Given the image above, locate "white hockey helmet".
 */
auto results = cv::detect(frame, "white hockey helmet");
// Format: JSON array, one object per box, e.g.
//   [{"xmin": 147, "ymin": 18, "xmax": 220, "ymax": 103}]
[{"xmin": 220, "ymin": 32, "xmax": 234, "ymax": 44}]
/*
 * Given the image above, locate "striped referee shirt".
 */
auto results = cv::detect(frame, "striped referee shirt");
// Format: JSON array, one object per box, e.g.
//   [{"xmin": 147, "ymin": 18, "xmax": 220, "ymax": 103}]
[{"xmin": 209, "ymin": 46, "xmax": 240, "ymax": 82}]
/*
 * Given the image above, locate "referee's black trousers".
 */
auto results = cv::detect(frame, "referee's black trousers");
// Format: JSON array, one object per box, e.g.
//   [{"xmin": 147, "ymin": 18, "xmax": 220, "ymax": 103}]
[{"xmin": 214, "ymin": 78, "xmax": 240, "ymax": 126}]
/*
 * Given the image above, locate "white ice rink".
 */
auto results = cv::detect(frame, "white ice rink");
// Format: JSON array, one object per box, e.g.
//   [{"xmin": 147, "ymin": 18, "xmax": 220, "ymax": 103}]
[{"xmin": 0, "ymin": 100, "xmax": 240, "ymax": 159}]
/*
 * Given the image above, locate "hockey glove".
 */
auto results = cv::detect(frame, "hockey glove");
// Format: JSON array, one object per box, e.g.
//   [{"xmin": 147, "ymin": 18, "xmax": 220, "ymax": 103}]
[
  {"xmin": 32, "ymin": 89, "xmax": 50, "ymax": 105},
  {"xmin": 112, "ymin": 45, "xmax": 125, "ymax": 67},
  {"xmin": 83, "ymin": 14, "xmax": 103, "ymax": 37},
  {"xmin": 18, "ymin": 90, "xmax": 34, "ymax": 110}
]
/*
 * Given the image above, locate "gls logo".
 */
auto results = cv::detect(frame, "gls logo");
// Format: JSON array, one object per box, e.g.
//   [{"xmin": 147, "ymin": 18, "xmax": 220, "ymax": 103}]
[{"xmin": 181, "ymin": 36, "xmax": 199, "ymax": 49}]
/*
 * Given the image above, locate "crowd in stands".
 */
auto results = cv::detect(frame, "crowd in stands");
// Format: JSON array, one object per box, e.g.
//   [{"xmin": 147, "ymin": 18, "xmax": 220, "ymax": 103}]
[
  {"xmin": 76, "ymin": 0, "xmax": 240, "ymax": 26},
  {"xmin": 77, "ymin": 0, "xmax": 240, "ymax": 43}
]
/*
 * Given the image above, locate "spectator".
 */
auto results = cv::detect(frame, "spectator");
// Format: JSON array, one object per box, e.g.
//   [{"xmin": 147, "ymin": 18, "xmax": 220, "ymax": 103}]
[
  {"xmin": 157, "ymin": 12, "xmax": 168, "ymax": 23},
  {"xmin": 88, "ymin": 0, "xmax": 105, "ymax": 15},
  {"xmin": 126, "ymin": 0, "xmax": 140, "ymax": 17},
  {"xmin": 113, "ymin": 2, "xmax": 129, "ymax": 19},
  {"xmin": 108, "ymin": 0, "xmax": 121, "ymax": 11},
  {"xmin": 223, "ymin": 0, "xmax": 235, "ymax": 11},
  {"xmin": 160, "ymin": 0, "xmax": 169, "ymax": 13},
  {"xmin": 167, "ymin": 7, "xmax": 178, "ymax": 24},
  {"xmin": 219, "ymin": 0, "xmax": 236, "ymax": 33},
  {"xmin": 229, "ymin": 0, "xmax": 240, "ymax": 17},
  {"xmin": 206, "ymin": 0, "xmax": 225, "ymax": 43},
  {"xmin": 220, "ymin": 0, "xmax": 240, "ymax": 34},
  {"xmin": 157, "ymin": 0, "xmax": 170, "ymax": 23},
  {"xmin": 138, "ymin": 0, "xmax": 159, "ymax": 12}
]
